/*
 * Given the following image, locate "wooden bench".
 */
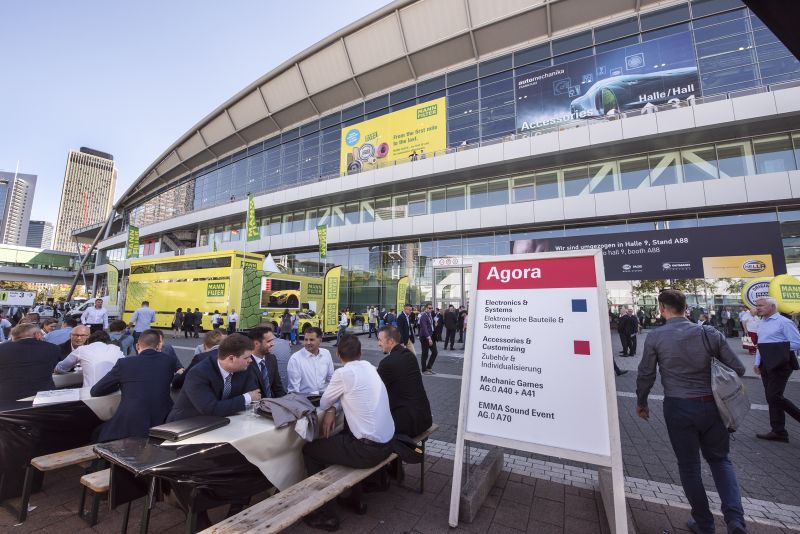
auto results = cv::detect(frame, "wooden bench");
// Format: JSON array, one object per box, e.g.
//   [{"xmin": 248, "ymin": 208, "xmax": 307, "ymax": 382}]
[
  {"xmin": 17, "ymin": 444, "xmax": 98, "ymax": 522},
  {"xmin": 78, "ymin": 468, "xmax": 132, "ymax": 532},
  {"xmin": 201, "ymin": 424, "xmax": 438, "ymax": 534}
]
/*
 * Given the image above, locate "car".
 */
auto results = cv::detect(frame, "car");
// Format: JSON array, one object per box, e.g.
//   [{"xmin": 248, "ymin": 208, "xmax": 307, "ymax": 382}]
[
  {"xmin": 66, "ymin": 296, "xmax": 121, "ymax": 320},
  {"xmin": 269, "ymin": 289, "xmax": 300, "ymax": 308},
  {"xmin": 32, "ymin": 305, "xmax": 60, "ymax": 319}
]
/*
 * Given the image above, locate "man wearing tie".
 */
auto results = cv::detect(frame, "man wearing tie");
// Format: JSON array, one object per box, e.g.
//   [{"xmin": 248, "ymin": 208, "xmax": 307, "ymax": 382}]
[
  {"xmin": 753, "ymin": 297, "xmax": 800, "ymax": 442},
  {"xmin": 418, "ymin": 303, "xmax": 438, "ymax": 374},
  {"xmin": 247, "ymin": 326, "xmax": 285, "ymax": 399},
  {"xmin": 166, "ymin": 333, "xmax": 261, "ymax": 422},
  {"xmin": 396, "ymin": 304, "xmax": 416, "ymax": 355}
]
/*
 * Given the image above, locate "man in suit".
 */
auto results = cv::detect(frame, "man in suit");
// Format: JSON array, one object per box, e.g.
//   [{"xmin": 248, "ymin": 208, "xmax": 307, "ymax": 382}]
[
  {"xmin": 618, "ymin": 308, "xmax": 637, "ymax": 356},
  {"xmin": 90, "ymin": 329, "xmax": 184, "ymax": 442},
  {"xmin": 59, "ymin": 324, "xmax": 90, "ymax": 361},
  {"xmin": 193, "ymin": 308, "xmax": 203, "ymax": 338},
  {"xmin": 0, "ymin": 323, "xmax": 61, "ymax": 401},
  {"xmin": 376, "ymin": 326, "xmax": 432, "ymax": 437},
  {"xmin": 171, "ymin": 329, "xmax": 226, "ymax": 389},
  {"xmin": 247, "ymin": 326, "xmax": 286, "ymax": 398},
  {"xmin": 753, "ymin": 297, "xmax": 800, "ymax": 442},
  {"xmin": 396, "ymin": 304, "xmax": 416, "ymax": 356},
  {"xmin": 166, "ymin": 334, "xmax": 261, "ymax": 422},
  {"xmin": 418, "ymin": 303, "xmax": 438, "ymax": 374},
  {"xmin": 443, "ymin": 305, "xmax": 458, "ymax": 351}
]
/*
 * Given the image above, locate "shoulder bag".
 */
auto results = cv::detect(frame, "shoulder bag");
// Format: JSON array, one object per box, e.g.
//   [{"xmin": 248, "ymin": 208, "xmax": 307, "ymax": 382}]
[{"xmin": 700, "ymin": 326, "xmax": 750, "ymax": 432}]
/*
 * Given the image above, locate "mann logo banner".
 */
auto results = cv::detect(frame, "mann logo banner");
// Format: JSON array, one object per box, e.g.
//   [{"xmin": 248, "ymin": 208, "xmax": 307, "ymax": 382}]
[
  {"xmin": 340, "ymin": 97, "xmax": 446, "ymax": 174},
  {"xmin": 396, "ymin": 276, "xmax": 409, "ymax": 315},
  {"xmin": 126, "ymin": 226, "xmax": 140, "ymax": 259},
  {"xmin": 323, "ymin": 266, "xmax": 342, "ymax": 332},
  {"xmin": 317, "ymin": 225, "xmax": 327, "ymax": 259},
  {"xmin": 207, "ymin": 282, "xmax": 226, "ymax": 297},
  {"xmin": 107, "ymin": 265, "xmax": 119, "ymax": 306},
  {"xmin": 246, "ymin": 193, "xmax": 259, "ymax": 242}
]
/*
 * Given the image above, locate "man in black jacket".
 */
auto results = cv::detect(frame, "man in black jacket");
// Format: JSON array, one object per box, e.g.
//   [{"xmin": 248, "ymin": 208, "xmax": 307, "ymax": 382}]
[
  {"xmin": 396, "ymin": 304, "xmax": 416, "ymax": 355},
  {"xmin": 376, "ymin": 326, "xmax": 432, "ymax": 436},
  {"xmin": 0, "ymin": 323, "xmax": 60, "ymax": 401},
  {"xmin": 91, "ymin": 329, "xmax": 184, "ymax": 441},
  {"xmin": 166, "ymin": 334, "xmax": 261, "ymax": 422},
  {"xmin": 247, "ymin": 326, "xmax": 286, "ymax": 398},
  {"xmin": 618, "ymin": 308, "xmax": 638, "ymax": 356},
  {"xmin": 443, "ymin": 305, "xmax": 458, "ymax": 351}
]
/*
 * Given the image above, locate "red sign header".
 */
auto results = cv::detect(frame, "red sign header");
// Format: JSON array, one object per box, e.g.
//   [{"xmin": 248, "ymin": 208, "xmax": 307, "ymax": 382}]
[{"xmin": 476, "ymin": 256, "xmax": 597, "ymax": 290}]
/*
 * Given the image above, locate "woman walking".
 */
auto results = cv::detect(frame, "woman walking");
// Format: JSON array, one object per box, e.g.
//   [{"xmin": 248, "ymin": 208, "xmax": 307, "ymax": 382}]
[
  {"xmin": 281, "ymin": 309, "xmax": 292, "ymax": 341},
  {"xmin": 172, "ymin": 308, "xmax": 184, "ymax": 338}
]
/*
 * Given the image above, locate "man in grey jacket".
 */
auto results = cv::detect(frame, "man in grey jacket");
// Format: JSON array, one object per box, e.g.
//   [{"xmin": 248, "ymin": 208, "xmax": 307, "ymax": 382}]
[{"xmin": 637, "ymin": 289, "xmax": 747, "ymax": 534}]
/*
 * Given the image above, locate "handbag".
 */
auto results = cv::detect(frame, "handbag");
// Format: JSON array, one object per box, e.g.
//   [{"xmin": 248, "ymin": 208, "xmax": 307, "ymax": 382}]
[{"xmin": 700, "ymin": 326, "xmax": 750, "ymax": 432}]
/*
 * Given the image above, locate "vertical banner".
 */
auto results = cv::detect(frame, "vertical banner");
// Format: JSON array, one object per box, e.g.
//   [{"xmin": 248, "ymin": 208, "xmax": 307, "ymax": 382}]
[
  {"xmin": 396, "ymin": 276, "xmax": 409, "ymax": 314},
  {"xmin": 107, "ymin": 264, "xmax": 119, "ymax": 306},
  {"xmin": 317, "ymin": 224, "xmax": 327, "ymax": 259},
  {"xmin": 323, "ymin": 266, "xmax": 342, "ymax": 333},
  {"xmin": 126, "ymin": 226, "xmax": 140, "ymax": 259},
  {"xmin": 246, "ymin": 193, "xmax": 259, "ymax": 242}
]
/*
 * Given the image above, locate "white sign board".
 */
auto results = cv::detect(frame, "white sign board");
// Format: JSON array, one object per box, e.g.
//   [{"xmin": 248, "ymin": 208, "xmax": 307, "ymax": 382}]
[
  {"xmin": 450, "ymin": 251, "xmax": 627, "ymax": 532},
  {"xmin": 0, "ymin": 290, "xmax": 36, "ymax": 307}
]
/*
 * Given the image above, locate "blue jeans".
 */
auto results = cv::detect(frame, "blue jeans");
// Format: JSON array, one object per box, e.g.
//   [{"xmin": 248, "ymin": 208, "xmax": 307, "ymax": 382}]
[
  {"xmin": 663, "ymin": 397, "xmax": 745, "ymax": 533},
  {"xmin": 336, "ymin": 325, "xmax": 346, "ymax": 344},
  {"xmin": 290, "ymin": 328, "xmax": 297, "ymax": 344}
]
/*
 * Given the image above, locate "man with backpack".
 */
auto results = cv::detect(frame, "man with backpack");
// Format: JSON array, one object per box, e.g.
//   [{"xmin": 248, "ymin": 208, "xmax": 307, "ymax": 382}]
[
  {"xmin": 109, "ymin": 320, "xmax": 135, "ymax": 356},
  {"xmin": 636, "ymin": 289, "xmax": 747, "ymax": 534}
]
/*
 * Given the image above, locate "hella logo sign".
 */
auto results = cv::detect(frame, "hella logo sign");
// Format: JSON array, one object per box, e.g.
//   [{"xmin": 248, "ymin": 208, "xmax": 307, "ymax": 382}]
[{"xmin": 743, "ymin": 260, "xmax": 766, "ymax": 273}]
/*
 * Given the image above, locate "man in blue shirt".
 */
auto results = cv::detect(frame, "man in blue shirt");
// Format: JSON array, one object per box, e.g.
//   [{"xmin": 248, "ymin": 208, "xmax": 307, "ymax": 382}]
[
  {"xmin": 44, "ymin": 316, "xmax": 79, "ymax": 345},
  {"xmin": 753, "ymin": 297, "xmax": 800, "ymax": 442},
  {"xmin": 129, "ymin": 301, "xmax": 157, "ymax": 345}
]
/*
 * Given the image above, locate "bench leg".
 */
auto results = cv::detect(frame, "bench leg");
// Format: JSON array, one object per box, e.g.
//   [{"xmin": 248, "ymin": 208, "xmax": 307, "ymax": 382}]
[
  {"xmin": 17, "ymin": 466, "xmax": 35, "ymax": 523},
  {"xmin": 185, "ymin": 507, "xmax": 198, "ymax": 534},
  {"xmin": 78, "ymin": 485, "xmax": 88, "ymax": 520},
  {"xmin": 88, "ymin": 490, "xmax": 101, "ymax": 526},
  {"xmin": 419, "ymin": 439, "xmax": 427, "ymax": 494},
  {"xmin": 121, "ymin": 501, "xmax": 131, "ymax": 534}
]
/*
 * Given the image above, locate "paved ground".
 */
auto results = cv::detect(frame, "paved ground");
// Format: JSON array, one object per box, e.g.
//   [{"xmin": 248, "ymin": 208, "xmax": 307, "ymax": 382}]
[{"xmin": 3, "ymin": 327, "xmax": 800, "ymax": 532}]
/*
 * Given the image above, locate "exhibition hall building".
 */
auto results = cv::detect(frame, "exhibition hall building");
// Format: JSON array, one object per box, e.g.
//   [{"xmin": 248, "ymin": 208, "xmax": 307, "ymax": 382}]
[{"xmin": 81, "ymin": 0, "xmax": 800, "ymax": 313}]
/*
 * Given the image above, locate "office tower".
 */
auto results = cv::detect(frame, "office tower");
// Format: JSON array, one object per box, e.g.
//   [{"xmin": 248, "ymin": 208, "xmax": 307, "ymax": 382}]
[
  {"xmin": 26, "ymin": 220, "xmax": 54, "ymax": 249},
  {"xmin": 53, "ymin": 148, "xmax": 117, "ymax": 252},
  {"xmin": 0, "ymin": 170, "xmax": 37, "ymax": 246}
]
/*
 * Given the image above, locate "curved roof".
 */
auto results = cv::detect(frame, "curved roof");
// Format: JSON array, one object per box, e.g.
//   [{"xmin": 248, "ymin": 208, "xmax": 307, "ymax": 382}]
[{"xmin": 118, "ymin": 0, "xmax": 668, "ymax": 209}]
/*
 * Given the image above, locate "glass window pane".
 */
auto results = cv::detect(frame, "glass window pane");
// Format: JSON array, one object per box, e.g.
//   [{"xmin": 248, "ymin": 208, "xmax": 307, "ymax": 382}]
[
  {"xmin": 640, "ymin": 4, "xmax": 689, "ymax": 31},
  {"xmin": 594, "ymin": 17, "xmax": 638, "ymax": 43},
  {"xmin": 682, "ymin": 145, "xmax": 719, "ymax": 182},
  {"xmin": 563, "ymin": 166, "xmax": 590, "ymax": 197},
  {"xmin": 316, "ymin": 207, "xmax": 330, "ymax": 228},
  {"xmin": 305, "ymin": 209, "xmax": 318, "ymax": 230},
  {"xmin": 292, "ymin": 211, "xmax": 305, "ymax": 233},
  {"xmin": 487, "ymin": 179, "xmax": 509, "ymax": 206},
  {"xmin": 408, "ymin": 192, "xmax": 427, "ymax": 217},
  {"xmin": 468, "ymin": 182, "xmax": 488, "ymax": 209},
  {"xmin": 269, "ymin": 216, "xmax": 281, "ymax": 236},
  {"xmin": 429, "ymin": 189, "xmax": 446, "ymax": 214},
  {"xmin": 649, "ymin": 151, "xmax": 681, "ymax": 187},
  {"xmin": 331, "ymin": 205, "xmax": 345, "ymax": 227},
  {"xmin": 393, "ymin": 195, "xmax": 408, "ymax": 218},
  {"xmin": 619, "ymin": 157, "xmax": 650, "ymax": 190},
  {"xmin": 588, "ymin": 161, "xmax": 617, "ymax": 193},
  {"xmin": 345, "ymin": 202, "xmax": 360, "ymax": 225},
  {"xmin": 716, "ymin": 140, "xmax": 754, "ymax": 178},
  {"xmin": 281, "ymin": 215, "xmax": 291, "ymax": 234},
  {"xmin": 753, "ymin": 135, "xmax": 797, "ymax": 174},
  {"xmin": 361, "ymin": 200, "xmax": 375, "ymax": 223},
  {"xmin": 446, "ymin": 186, "xmax": 465, "ymax": 212},
  {"xmin": 535, "ymin": 171, "xmax": 560, "ymax": 200},
  {"xmin": 375, "ymin": 197, "xmax": 392, "ymax": 221},
  {"xmin": 512, "ymin": 176, "xmax": 535, "ymax": 203}
]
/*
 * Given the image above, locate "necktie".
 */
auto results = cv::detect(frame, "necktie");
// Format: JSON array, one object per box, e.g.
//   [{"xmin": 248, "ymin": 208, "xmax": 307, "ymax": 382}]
[
  {"xmin": 259, "ymin": 360, "xmax": 271, "ymax": 398},
  {"xmin": 222, "ymin": 374, "xmax": 232, "ymax": 399}
]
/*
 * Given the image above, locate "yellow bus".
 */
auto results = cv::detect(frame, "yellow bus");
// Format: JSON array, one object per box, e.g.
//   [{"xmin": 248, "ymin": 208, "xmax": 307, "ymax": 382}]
[{"xmin": 124, "ymin": 250, "xmax": 263, "ymax": 330}]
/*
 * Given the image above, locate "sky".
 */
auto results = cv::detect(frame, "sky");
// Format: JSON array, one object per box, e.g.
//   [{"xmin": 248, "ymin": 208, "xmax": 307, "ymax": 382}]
[{"xmin": 0, "ymin": 0, "xmax": 389, "ymax": 223}]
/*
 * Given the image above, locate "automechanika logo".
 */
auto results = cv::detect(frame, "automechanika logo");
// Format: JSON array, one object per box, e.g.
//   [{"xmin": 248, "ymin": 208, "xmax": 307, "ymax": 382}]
[
  {"xmin": 662, "ymin": 261, "xmax": 692, "ymax": 271},
  {"xmin": 742, "ymin": 259, "xmax": 766, "ymax": 273}
]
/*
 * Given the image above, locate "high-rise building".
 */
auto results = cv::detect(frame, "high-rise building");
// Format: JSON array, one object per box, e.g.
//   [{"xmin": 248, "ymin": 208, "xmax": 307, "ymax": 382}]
[
  {"xmin": 0, "ymin": 170, "xmax": 36, "ymax": 246},
  {"xmin": 53, "ymin": 148, "xmax": 117, "ymax": 252},
  {"xmin": 26, "ymin": 220, "xmax": 54, "ymax": 249}
]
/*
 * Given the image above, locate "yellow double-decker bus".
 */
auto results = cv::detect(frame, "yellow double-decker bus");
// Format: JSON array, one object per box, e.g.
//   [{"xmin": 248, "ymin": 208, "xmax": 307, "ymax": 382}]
[{"xmin": 124, "ymin": 250, "xmax": 263, "ymax": 330}]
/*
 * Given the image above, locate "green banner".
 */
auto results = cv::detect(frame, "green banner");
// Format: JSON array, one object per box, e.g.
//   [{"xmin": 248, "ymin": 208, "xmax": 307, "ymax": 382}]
[
  {"xmin": 323, "ymin": 266, "xmax": 341, "ymax": 333},
  {"xmin": 107, "ymin": 264, "xmax": 119, "ymax": 306},
  {"xmin": 126, "ymin": 226, "xmax": 139, "ymax": 259},
  {"xmin": 246, "ymin": 193, "xmax": 259, "ymax": 242},
  {"xmin": 317, "ymin": 224, "xmax": 327, "ymax": 258},
  {"xmin": 396, "ymin": 276, "xmax": 409, "ymax": 315}
]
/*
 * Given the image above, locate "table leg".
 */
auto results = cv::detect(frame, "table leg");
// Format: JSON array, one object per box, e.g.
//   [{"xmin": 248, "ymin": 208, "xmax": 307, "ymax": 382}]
[
  {"xmin": 139, "ymin": 477, "xmax": 156, "ymax": 534},
  {"xmin": 17, "ymin": 466, "xmax": 35, "ymax": 523}
]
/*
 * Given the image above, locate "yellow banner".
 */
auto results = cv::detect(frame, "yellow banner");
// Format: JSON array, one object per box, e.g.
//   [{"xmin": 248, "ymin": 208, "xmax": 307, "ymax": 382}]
[
  {"xmin": 770, "ymin": 274, "xmax": 800, "ymax": 314},
  {"xmin": 126, "ymin": 226, "xmax": 139, "ymax": 259},
  {"xmin": 323, "ymin": 266, "xmax": 342, "ymax": 333},
  {"xmin": 246, "ymin": 194, "xmax": 259, "ymax": 242},
  {"xmin": 107, "ymin": 264, "xmax": 119, "ymax": 306},
  {"xmin": 317, "ymin": 224, "xmax": 327, "ymax": 258},
  {"xmin": 396, "ymin": 276, "xmax": 408, "ymax": 315},
  {"xmin": 701, "ymin": 254, "xmax": 774, "ymax": 278},
  {"xmin": 340, "ymin": 97, "xmax": 447, "ymax": 174}
]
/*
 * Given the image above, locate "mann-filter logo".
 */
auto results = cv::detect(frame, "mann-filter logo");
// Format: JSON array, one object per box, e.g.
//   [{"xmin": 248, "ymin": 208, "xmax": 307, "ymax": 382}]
[
  {"xmin": 207, "ymin": 282, "xmax": 226, "ymax": 297},
  {"xmin": 780, "ymin": 284, "xmax": 800, "ymax": 301},
  {"xmin": 742, "ymin": 260, "xmax": 766, "ymax": 273},
  {"xmin": 308, "ymin": 283, "xmax": 323, "ymax": 296},
  {"xmin": 326, "ymin": 278, "xmax": 339, "ymax": 299},
  {"xmin": 416, "ymin": 103, "xmax": 438, "ymax": 119}
]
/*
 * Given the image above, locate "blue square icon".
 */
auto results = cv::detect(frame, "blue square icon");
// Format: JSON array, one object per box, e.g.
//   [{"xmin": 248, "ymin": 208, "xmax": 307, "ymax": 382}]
[{"xmin": 572, "ymin": 299, "xmax": 587, "ymax": 312}]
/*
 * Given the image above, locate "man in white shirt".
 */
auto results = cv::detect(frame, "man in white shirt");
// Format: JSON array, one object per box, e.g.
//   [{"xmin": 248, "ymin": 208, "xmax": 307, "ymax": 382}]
[
  {"xmin": 333, "ymin": 310, "xmax": 348, "ymax": 346},
  {"xmin": 129, "ymin": 301, "xmax": 156, "ymax": 344},
  {"xmin": 0, "ymin": 313, "xmax": 11, "ymax": 342},
  {"xmin": 738, "ymin": 306, "xmax": 750, "ymax": 336},
  {"xmin": 227, "ymin": 309, "xmax": 239, "ymax": 334},
  {"xmin": 55, "ymin": 330, "xmax": 124, "ymax": 389},
  {"xmin": 302, "ymin": 334, "xmax": 395, "ymax": 530},
  {"xmin": 287, "ymin": 327, "xmax": 333, "ymax": 394},
  {"xmin": 81, "ymin": 299, "xmax": 109, "ymax": 333}
]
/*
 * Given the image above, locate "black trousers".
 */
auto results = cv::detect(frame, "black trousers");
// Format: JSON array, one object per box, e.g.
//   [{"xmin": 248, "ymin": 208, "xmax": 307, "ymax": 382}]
[
  {"xmin": 630, "ymin": 334, "xmax": 637, "ymax": 355},
  {"xmin": 619, "ymin": 332, "xmax": 632, "ymax": 355},
  {"xmin": 761, "ymin": 364, "xmax": 800, "ymax": 435},
  {"xmin": 227, "ymin": 322, "xmax": 236, "ymax": 334},
  {"xmin": 304, "ymin": 431, "xmax": 393, "ymax": 476},
  {"xmin": 420, "ymin": 337, "xmax": 438, "ymax": 371},
  {"xmin": 444, "ymin": 328, "xmax": 456, "ymax": 349}
]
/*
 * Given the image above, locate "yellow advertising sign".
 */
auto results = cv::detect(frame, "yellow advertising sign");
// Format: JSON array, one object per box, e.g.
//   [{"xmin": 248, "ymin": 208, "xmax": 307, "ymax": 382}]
[
  {"xmin": 396, "ymin": 276, "xmax": 409, "ymax": 315},
  {"xmin": 769, "ymin": 274, "xmax": 800, "ymax": 314},
  {"xmin": 740, "ymin": 277, "xmax": 771, "ymax": 309},
  {"xmin": 323, "ymin": 266, "xmax": 342, "ymax": 333},
  {"xmin": 340, "ymin": 97, "xmax": 447, "ymax": 174},
  {"xmin": 701, "ymin": 254, "xmax": 774, "ymax": 278},
  {"xmin": 107, "ymin": 265, "xmax": 119, "ymax": 306}
]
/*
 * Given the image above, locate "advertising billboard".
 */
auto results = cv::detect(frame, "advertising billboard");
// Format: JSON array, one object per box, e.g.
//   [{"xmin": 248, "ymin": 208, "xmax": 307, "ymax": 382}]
[
  {"xmin": 511, "ymin": 222, "xmax": 786, "ymax": 281},
  {"xmin": 340, "ymin": 97, "xmax": 447, "ymax": 174},
  {"xmin": 516, "ymin": 32, "xmax": 700, "ymax": 133}
]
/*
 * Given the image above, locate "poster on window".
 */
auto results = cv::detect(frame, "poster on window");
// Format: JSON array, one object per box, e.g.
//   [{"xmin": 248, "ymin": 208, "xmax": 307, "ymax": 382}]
[{"xmin": 516, "ymin": 32, "xmax": 700, "ymax": 133}]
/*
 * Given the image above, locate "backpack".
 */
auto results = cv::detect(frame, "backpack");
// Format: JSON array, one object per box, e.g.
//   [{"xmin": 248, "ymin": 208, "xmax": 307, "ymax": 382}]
[
  {"xmin": 700, "ymin": 326, "xmax": 751, "ymax": 432},
  {"xmin": 110, "ymin": 333, "xmax": 129, "ymax": 349}
]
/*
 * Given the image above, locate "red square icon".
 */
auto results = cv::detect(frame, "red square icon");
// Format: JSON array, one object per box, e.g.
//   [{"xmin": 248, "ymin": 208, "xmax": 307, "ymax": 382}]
[{"xmin": 573, "ymin": 340, "xmax": 590, "ymax": 355}]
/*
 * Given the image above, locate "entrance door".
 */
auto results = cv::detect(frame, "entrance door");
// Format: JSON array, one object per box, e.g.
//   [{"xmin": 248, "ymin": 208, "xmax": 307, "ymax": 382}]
[{"xmin": 433, "ymin": 267, "xmax": 472, "ymax": 310}]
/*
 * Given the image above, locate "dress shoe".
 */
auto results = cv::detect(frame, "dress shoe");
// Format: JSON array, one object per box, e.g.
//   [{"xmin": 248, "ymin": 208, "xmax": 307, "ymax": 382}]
[
  {"xmin": 756, "ymin": 432, "xmax": 789, "ymax": 442},
  {"xmin": 302, "ymin": 511, "xmax": 340, "ymax": 531},
  {"xmin": 616, "ymin": 370, "xmax": 628, "ymax": 376},
  {"xmin": 336, "ymin": 495, "xmax": 367, "ymax": 515}
]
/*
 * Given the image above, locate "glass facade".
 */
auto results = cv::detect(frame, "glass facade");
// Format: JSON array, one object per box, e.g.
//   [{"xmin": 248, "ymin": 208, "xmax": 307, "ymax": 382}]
[{"xmin": 125, "ymin": 2, "xmax": 800, "ymax": 230}]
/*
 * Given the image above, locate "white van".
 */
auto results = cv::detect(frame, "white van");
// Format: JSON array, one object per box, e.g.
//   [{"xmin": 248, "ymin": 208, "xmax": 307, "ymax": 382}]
[{"xmin": 67, "ymin": 296, "xmax": 121, "ymax": 321}]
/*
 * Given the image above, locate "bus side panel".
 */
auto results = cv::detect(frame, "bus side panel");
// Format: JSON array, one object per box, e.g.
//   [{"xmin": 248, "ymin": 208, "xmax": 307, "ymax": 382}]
[
  {"xmin": 125, "ymin": 278, "xmax": 229, "ymax": 329},
  {"xmin": 229, "ymin": 268, "xmax": 244, "ymax": 329}
]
